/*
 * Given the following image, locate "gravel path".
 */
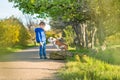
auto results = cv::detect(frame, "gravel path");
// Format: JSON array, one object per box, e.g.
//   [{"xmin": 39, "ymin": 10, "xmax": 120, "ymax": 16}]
[{"xmin": 0, "ymin": 44, "xmax": 65, "ymax": 80}]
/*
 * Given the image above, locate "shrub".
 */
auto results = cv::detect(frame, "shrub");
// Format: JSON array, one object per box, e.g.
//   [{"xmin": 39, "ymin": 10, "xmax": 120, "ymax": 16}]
[
  {"xmin": 63, "ymin": 25, "xmax": 76, "ymax": 47},
  {"xmin": 0, "ymin": 17, "xmax": 30, "ymax": 48}
]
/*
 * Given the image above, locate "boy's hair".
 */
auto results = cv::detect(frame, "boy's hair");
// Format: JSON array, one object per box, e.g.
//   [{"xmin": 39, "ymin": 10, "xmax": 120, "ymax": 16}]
[{"xmin": 39, "ymin": 21, "xmax": 45, "ymax": 25}]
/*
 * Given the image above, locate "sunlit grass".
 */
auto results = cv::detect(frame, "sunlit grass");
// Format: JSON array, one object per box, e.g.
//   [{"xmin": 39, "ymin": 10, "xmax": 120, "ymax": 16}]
[
  {"xmin": 88, "ymin": 47, "xmax": 120, "ymax": 65},
  {"xmin": 68, "ymin": 46, "xmax": 76, "ymax": 51},
  {"xmin": 0, "ymin": 48, "xmax": 13, "ymax": 55},
  {"xmin": 59, "ymin": 43, "xmax": 120, "ymax": 80},
  {"xmin": 0, "ymin": 43, "xmax": 36, "ymax": 56},
  {"xmin": 59, "ymin": 54, "xmax": 120, "ymax": 80},
  {"xmin": 69, "ymin": 45, "xmax": 120, "ymax": 65}
]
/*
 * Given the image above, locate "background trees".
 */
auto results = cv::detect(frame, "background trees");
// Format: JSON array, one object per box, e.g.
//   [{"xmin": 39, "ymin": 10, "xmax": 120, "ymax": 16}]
[{"xmin": 9, "ymin": 0, "xmax": 120, "ymax": 49}]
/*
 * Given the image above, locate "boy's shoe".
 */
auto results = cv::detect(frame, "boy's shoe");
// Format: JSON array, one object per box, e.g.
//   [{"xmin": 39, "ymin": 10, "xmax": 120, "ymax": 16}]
[{"xmin": 44, "ymin": 57, "xmax": 47, "ymax": 59}]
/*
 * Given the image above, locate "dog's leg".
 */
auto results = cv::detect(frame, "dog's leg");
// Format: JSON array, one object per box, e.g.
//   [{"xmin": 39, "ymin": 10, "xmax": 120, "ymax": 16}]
[{"xmin": 55, "ymin": 45, "xmax": 60, "ymax": 50}]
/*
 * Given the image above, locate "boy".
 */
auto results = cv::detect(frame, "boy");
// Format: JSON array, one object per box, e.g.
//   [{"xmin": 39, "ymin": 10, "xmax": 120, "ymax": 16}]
[{"xmin": 35, "ymin": 21, "xmax": 47, "ymax": 59}]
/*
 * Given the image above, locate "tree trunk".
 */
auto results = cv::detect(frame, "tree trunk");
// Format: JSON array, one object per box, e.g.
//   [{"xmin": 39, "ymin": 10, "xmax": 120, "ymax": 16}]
[
  {"xmin": 91, "ymin": 27, "xmax": 97, "ymax": 49},
  {"xmin": 85, "ymin": 24, "xmax": 88, "ymax": 48},
  {"xmin": 71, "ymin": 21, "xmax": 82, "ymax": 49},
  {"xmin": 70, "ymin": 20, "xmax": 89, "ymax": 49}
]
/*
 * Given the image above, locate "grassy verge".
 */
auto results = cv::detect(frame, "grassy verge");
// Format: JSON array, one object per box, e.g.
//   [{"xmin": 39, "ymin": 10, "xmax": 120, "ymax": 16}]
[
  {"xmin": 0, "ymin": 44, "xmax": 36, "ymax": 56},
  {"xmin": 59, "ymin": 45, "xmax": 120, "ymax": 80},
  {"xmin": 59, "ymin": 54, "xmax": 120, "ymax": 80},
  {"xmin": 69, "ymin": 46, "xmax": 120, "ymax": 65}
]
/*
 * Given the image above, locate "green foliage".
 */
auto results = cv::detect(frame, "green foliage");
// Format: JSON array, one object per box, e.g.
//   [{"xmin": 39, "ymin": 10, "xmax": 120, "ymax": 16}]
[
  {"xmin": 59, "ymin": 55, "xmax": 120, "ymax": 80},
  {"xmin": 46, "ymin": 30, "xmax": 55, "ymax": 38},
  {"xmin": 9, "ymin": 0, "xmax": 88, "ymax": 21},
  {"xmin": 17, "ymin": 25, "xmax": 31, "ymax": 46},
  {"xmin": 9, "ymin": 0, "xmax": 120, "ymax": 47},
  {"xmin": 106, "ymin": 33, "xmax": 120, "ymax": 45},
  {"xmin": 63, "ymin": 25, "xmax": 76, "ymax": 46},
  {"xmin": 0, "ymin": 17, "xmax": 30, "ymax": 48},
  {"xmin": 88, "ymin": 0, "xmax": 120, "ymax": 45},
  {"xmin": 69, "ymin": 46, "xmax": 120, "ymax": 65},
  {"xmin": 88, "ymin": 48, "xmax": 120, "ymax": 65},
  {"xmin": 0, "ymin": 18, "xmax": 20, "ymax": 47}
]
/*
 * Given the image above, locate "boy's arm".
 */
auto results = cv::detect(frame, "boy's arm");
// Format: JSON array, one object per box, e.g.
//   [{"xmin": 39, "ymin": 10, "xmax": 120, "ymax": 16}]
[{"xmin": 35, "ymin": 28, "xmax": 42, "ymax": 43}]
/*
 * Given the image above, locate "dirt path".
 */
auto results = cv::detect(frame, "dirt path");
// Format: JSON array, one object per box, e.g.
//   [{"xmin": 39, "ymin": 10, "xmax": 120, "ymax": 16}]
[{"xmin": 0, "ymin": 44, "xmax": 65, "ymax": 80}]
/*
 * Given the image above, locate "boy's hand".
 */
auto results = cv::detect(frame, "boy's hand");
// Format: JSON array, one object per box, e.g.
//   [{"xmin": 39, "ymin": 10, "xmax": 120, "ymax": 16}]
[{"xmin": 40, "ymin": 42, "xmax": 44, "ymax": 46}]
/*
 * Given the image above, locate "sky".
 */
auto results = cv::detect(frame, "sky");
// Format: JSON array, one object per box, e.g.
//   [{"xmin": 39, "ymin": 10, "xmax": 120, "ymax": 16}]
[
  {"xmin": 0, "ymin": 0, "xmax": 51, "ymax": 31},
  {"xmin": 0, "ymin": 0, "xmax": 23, "ymax": 19}
]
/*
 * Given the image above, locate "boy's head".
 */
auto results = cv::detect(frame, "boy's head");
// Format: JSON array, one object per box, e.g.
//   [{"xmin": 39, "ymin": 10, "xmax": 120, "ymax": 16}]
[{"xmin": 39, "ymin": 21, "xmax": 45, "ymax": 29}]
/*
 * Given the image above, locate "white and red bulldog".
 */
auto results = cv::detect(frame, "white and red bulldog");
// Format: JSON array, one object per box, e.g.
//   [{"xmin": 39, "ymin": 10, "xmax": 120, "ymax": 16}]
[{"xmin": 48, "ymin": 37, "xmax": 68, "ymax": 50}]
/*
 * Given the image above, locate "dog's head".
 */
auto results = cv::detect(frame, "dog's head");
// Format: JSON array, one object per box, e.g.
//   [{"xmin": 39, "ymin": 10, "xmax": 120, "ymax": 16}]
[{"xmin": 48, "ymin": 37, "xmax": 56, "ymax": 43}]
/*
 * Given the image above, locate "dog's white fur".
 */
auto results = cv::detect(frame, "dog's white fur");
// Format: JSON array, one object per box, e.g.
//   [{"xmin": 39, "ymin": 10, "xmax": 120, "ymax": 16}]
[
  {"xmin": 48, "ymin": 37, "xmax": 68, "ymax": 50},
  {"xmin": 48, "ymin": 37, "xmax": 59, "ymax": 49}
]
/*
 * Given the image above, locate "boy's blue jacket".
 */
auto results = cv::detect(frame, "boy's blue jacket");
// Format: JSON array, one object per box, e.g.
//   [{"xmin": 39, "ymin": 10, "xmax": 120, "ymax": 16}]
[{"xmin": 35, "ymin": 28, "xmax": 46, "ymax": 43}]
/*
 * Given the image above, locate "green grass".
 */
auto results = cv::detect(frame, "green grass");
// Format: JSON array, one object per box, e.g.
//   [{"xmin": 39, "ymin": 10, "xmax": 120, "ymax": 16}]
[
  {"xmin": 0, "ymin": 43, "xmax": 52, "ymax": 56},
  {"xmin": 0, "ymin": 44, "xmax": 36, "ymax": 56},
  {"xmin": 59, "ymin": 45, "xmax": 120, "ymax": 80},
  {"xmin": 59, "ymin": 54, "xmax": 120, "ymax": 80},
  {"xmin": 91, "ymin": 47, "xmax": 120, "ymax": 65},
  {"xmin": 69, "ymin": 46, "xmax": 120, "ymax": 65}
]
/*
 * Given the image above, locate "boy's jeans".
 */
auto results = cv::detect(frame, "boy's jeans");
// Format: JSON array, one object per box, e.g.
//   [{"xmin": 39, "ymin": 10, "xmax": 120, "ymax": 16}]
[{"xmin": 39, "ymin": 42, "xmax": 46, "ymax": 59}]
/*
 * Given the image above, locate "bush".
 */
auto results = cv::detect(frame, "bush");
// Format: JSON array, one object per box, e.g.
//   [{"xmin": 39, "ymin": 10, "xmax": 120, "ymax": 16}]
[
  {"xmin": 0, "ymin": 17, "xmax": 30, "ymax": 48},
  {"xmin": 17, "ymin": 25, "xmax": 31, "ymax": 46},
  {"xmin": 63, "ymin": 25, "xmax": 76, "ymax": 47}
]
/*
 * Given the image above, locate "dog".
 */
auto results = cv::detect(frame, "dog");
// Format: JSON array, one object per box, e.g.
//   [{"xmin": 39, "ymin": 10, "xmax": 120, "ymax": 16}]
[
  {"xmin": 48, "ymin": 37, "xmax": 68, "ymax": 51},
  {"xmin": 55, "ymin": 39, "xmax": 68, "ymax": 50}
]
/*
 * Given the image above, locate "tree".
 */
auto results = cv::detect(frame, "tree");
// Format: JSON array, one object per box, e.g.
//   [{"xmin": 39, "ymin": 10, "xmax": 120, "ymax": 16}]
[
  {"xmin": 9, "ymin": 0, "xmax": 120, "ymax": 49},
  {"xmin": 88, "ymin": 0, "xmax": 120, "ymax": 46}
]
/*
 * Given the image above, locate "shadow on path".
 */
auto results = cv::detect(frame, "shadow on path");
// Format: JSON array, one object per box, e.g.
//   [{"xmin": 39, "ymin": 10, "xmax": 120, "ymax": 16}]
[{"xmin": 0, "ymin": 44, "xmax": 63, "ymax": 63}]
